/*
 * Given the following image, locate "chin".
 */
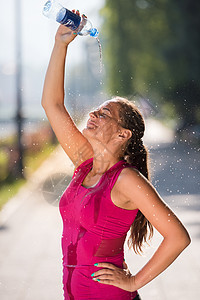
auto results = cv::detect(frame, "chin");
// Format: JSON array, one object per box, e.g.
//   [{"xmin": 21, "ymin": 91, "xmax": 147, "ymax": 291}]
[
  {"xmin": 82, "ymin": 127, "xmax": 91, "ymax": 137},
  {"xmin": 82, "ymin": 127, "xmax": 87, "ymax": 136},
  {"xmin": 82, "ymin": 127, "xmax": 97, "ymax": 141}
]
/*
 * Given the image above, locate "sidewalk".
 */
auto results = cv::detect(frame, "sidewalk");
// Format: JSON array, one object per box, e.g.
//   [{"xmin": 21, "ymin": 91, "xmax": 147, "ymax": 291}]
[{"xmin": 0, "ymin": 118, "xmax": 199, "ymax": 300}]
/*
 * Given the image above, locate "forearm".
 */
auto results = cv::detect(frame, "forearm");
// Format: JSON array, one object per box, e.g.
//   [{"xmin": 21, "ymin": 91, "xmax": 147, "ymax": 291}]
[
  {"xmin": 133, "ymin": 235, "xmax": 190, "ymax": 290},
  {"xmin": 41, "ymin": 41, "xmax": 68, "ymax": 108}
]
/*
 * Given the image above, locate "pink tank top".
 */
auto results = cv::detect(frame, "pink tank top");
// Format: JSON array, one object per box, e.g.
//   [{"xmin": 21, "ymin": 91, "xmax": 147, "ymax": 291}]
[{"xmin": 59, "ymin": 157, "xmax": 139, "ymax": 299}]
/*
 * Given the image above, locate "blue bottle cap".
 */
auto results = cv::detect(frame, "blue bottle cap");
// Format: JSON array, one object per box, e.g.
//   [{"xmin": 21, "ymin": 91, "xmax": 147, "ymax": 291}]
[{"xmin": 90, "ymin": 28, "xmax": 99, "ymax": 38}]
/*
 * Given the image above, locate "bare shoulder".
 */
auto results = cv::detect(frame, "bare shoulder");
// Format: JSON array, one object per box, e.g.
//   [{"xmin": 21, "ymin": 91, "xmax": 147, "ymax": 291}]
[
  {"xmin": 111, "ymin": 167, "xmax": 142, "ymax": 210},
  {"xmin": 114, "ymin": 166, "xmax": 191, "ymax": 243},
  {"xmin": 118, "ymin": 167, "xmax": 151, "ymax": 187},
  {"xmin": 112, "ymin": 166, "xmax": 159, "ymax": 210}
]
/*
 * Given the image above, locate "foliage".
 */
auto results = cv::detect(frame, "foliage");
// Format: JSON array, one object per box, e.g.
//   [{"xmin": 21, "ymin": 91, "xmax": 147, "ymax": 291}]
[
  {"xmin": 0, "ymin": 179, "xmax": 25, "ymax": 211},
  {"xmin": 101, "ymin": 0, "xmax": 200, "ymax": 125},
  {"xmin": 0, "ymin": 122, "xmax": 58, "ymax": 209},
  {"xmin": 0, "ymin": 142, "xmax": 57, "ymax": 210}
]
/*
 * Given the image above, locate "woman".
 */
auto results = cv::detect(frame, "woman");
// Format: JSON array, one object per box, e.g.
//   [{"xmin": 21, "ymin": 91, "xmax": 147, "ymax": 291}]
[{"xmin": 41, "ymin": 11, "xmax": 191, "ymax": 300}]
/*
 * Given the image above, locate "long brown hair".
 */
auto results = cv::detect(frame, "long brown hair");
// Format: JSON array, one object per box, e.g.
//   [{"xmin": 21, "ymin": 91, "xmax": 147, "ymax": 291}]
[{"xmin": 115, "ymin": 97, "xmax": 153, "ymax": 254}]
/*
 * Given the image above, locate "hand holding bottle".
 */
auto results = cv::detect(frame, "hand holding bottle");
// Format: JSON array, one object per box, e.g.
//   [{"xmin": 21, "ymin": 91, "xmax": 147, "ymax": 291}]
[
  {"xmin": 55, "ymin": 10, "xmax": 86, "ymax": 46},
  {"xmin": 43, "ymin": 1, "xmax": 98, "ymax": 38}
]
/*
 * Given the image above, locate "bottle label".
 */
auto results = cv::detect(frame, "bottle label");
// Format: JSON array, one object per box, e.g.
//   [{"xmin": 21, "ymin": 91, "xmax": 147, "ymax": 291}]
[{"xmin": 58, "ymin": 9, "xmax": 81, "ymax": 31}]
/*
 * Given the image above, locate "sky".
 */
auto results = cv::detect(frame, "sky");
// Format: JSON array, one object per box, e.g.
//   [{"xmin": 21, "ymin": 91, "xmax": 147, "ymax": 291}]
[{"xmin": 0, "ymin": 0, "xmax": 105, "ymax": 69}]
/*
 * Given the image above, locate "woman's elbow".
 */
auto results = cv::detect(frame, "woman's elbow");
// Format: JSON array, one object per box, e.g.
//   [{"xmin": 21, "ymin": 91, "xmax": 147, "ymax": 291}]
[
  {"xmin": 41, "ymin": 97, "xmax": 47, "ymax": 110},
  {"xmin": 166, "ymin": 228, "xmax": 191, "ymax": 253},
  {"xmin": 184, "ymin": 232, "xmax": 191, "ymax": 248},
  {"xmin": 177, "ymin": 230, "xmax": 191, "ymax": 251}
]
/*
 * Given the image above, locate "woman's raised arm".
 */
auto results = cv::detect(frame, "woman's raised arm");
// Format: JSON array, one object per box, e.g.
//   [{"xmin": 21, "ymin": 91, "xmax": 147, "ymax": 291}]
[{"xmin": 41, "ymin": 18, "xmax": 94, "ymax": 168}]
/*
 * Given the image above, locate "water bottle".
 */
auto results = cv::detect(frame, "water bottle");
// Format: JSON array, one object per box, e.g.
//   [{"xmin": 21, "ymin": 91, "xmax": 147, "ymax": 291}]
[{"xmin": 43, "ymin": 0, "xmax": 99, "ymax": 38}]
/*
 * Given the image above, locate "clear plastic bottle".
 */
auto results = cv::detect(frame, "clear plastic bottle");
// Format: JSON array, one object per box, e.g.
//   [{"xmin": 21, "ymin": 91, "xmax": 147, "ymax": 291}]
[{"xmin": 43, "ymin": 0, "xmax": 99, "ymax": 38}]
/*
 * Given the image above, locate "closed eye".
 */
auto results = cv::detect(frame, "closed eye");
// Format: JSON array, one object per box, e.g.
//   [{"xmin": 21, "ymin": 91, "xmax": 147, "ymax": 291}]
[{"xmin": 99, "ymin": 112, "xmax": 108, "ymax": 118}]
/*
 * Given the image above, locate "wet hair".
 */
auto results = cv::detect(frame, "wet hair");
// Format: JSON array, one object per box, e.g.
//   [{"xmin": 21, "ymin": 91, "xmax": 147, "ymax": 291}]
[{"xmin": 114, "ymin": 96, "xmax": 153, "ymax": 254}]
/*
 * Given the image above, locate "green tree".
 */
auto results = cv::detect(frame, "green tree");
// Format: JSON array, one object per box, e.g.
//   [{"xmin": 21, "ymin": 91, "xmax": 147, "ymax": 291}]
[{"xmin": 101, "ymin": 0, "xmax": 200, "ymax": 125}]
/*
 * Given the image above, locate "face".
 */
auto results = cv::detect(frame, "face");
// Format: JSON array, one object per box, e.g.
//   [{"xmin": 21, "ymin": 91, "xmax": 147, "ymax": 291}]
[{"xmin": 82, "ymin": 100, "xmax": 123, "ymax": 145}]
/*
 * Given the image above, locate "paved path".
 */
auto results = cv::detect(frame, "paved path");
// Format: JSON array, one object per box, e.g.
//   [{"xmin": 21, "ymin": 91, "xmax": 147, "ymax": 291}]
[{"xmin": 0, "ymin": 118, "xmax": 199, "ymax": 300}]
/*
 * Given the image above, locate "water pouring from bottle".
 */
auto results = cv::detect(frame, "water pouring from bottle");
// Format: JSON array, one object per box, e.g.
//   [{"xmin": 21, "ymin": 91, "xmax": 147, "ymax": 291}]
[
  {"xmin": 43, "ymin": 0, "xmax": 102, "ymax": 72},
  {"xmin": 43, "ymin": 0, "xmax": 98, "ymax": 37}
]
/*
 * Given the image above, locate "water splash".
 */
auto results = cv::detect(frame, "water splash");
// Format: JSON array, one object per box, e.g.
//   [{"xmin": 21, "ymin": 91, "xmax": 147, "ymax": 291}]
[{"xmin": 96, "ymin": 37, "xmax": 102, "ymax": 73}]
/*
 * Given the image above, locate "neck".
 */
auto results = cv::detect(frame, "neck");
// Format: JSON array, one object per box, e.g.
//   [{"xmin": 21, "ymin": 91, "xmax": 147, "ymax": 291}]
[{"xmin": 90, "ymin": 149, "xmax": 123, "ymax": 175}]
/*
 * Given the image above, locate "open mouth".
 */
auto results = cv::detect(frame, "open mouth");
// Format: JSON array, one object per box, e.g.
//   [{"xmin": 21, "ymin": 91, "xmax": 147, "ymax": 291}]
[{"xmin": 87, "ymin": 121, "xmax": 97, "ymax": 128}]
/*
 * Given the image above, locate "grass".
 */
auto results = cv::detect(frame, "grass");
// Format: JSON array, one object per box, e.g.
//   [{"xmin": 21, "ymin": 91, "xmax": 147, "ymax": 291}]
[
  {"xmin": 0, "ymin": 179, "xmax": 25, "ymax": 211},
  {"xmin": 24, "ymin": 143, "xmax": 58, "ymax": 177},
  {"xmin": 0, "ymin": 135, "xmax": 17, "ymax": 146},
  {"xmin": 0, "ymin": 142, "xmax": 58, "ymax": 211}
]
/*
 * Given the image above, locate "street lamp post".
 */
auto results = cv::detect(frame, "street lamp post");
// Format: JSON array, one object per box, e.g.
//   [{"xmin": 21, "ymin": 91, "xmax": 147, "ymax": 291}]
[{"xmin": 15, "ymin": 0, "xmax": 24, "ymax": 178}]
